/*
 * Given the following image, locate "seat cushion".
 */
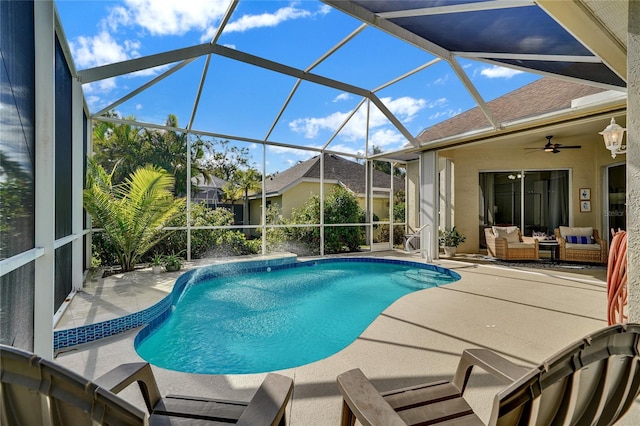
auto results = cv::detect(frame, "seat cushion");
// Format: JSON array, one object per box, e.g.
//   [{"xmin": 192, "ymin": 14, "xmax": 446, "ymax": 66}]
[
  {"xmin": 566, "ymin": 243, "xmax": 601, "ymax": 251},
  {"xmin": 559, "ymin": 226, "xmax": 593, "ymax": 238},
  {"xmin": 493, "ymin": 227, "xmax": 520, "ymax": 243},
  {"xmin": 508, "ymin": 242, "xmax": 535, "ymax": 249}
]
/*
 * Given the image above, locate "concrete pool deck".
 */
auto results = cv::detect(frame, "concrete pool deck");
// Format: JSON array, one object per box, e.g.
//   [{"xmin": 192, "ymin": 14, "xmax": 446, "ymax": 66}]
[{"xmin": 54, "ymin": 251, "xmax": 640, "ymax": 425}]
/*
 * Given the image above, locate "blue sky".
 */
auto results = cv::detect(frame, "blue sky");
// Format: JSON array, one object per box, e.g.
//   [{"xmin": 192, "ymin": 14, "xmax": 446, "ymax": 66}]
[{"xmin": 56, "ymin": 0, "xmax": 540, "ymax": 174}]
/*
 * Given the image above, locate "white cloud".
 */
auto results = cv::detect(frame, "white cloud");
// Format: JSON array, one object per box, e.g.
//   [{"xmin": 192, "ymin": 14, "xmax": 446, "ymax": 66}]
[
  {"xmin": 429, "ymin": 108, "xmax": 461, "ymax": 120},
  {"xmin": 199, "ymin": 3, "xmax": 325, "ymax": 43},
  {"xmin": 70, "ymin": 31, "xmax": 132, "ymax": 69},
  {"xmin": 368, "ymin": 129, "xmax": 404, "ymax": 148},
  {"xmin": 121, "ymin": 0, "xmax": 230, "ymax": 36},
  {"xmin": 83, "ymin": 78, "xmax": 118, "ymax": 95},
  {"xmin": 333, "ymin": 93, "xmax": 350, "ymax": 102},
  {"xmin": 426, "ymin": 98, "xmax": 448, "ymax": 109},
  {"xmin": 480, "ymin": 66, "xmax": 523, "ymax": 79},
  {"xmin": 380, "ymin": 96, "xmax": 426, "ymax": 123},
  {"xmin": 136, "ymin": 104, "xmax": 143, "ymax": 110},
  {"xmin": 225, "ymin": 5, "xmax": 312, "ymax": 33},
  {"xmin": 289, "ymin": 95, "xmax": 426, "ymax": 145},
  {"xmin": 289, "ymin": 111, "xmax": 350, "ymax": 139},
  {"xmin": 433, "ymin": 75, "xmax": 449, "ymax": 85}
]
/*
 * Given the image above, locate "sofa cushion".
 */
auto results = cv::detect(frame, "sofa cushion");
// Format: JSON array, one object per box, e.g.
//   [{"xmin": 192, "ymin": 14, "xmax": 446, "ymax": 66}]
[
  {"xmin": 494, "ymin": 227, "xmax": 520, "ymax": 243},
  {"xmin": 559, "ymin": 226, "xmax": 593, "ymax": 238},
  {"xmin": 566, "ymin": 243, "xmax": 601, "ymax": 251},
  {"xmin": 565, "ymin": 235, "xmax": 593, "ymax": 244},
  {"xmin": 508, "ymin": 242, "xmax": 535, "ymax": 249}
]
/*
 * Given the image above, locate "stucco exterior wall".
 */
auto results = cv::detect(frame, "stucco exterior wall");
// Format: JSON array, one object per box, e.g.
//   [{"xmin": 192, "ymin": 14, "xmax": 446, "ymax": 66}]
[{"xmin": 441, "ymin": 132, "xmax": 623, "ymax": 253}]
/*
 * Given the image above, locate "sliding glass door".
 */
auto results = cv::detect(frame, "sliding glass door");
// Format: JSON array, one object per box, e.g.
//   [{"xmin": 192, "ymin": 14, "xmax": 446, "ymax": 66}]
[{"xmin": 479, "ymin": 170, "xmax": 569, "ymax": 247}]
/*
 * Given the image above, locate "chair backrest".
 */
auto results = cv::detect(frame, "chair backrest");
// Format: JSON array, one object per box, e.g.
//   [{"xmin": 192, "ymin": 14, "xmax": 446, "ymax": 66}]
[
  {"xmin": 491, "ymin": 324, "xmax": 640, "ymax": 426},
  {"xmin": 491, "ymin": 226, "xmax": 522, "ymax": 243},
  {"xmin": 557, "ymin": 226, "xmax": 597, "ymax": 240},
  {"xmin": 0, "ymin": 344, "xmax": 146, "ymax": 425}
]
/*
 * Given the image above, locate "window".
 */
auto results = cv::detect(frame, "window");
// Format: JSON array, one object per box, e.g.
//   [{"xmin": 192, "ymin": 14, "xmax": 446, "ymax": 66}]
[{"xmin": 479, "ymin": 170, "xmax": 569, "ymax": 247}]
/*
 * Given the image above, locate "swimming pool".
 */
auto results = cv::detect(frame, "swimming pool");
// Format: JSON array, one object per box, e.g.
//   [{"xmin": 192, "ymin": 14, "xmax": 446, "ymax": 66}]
[{"xmin": 135, "ymin": 258, "xmax": 460, "ymax": 374}]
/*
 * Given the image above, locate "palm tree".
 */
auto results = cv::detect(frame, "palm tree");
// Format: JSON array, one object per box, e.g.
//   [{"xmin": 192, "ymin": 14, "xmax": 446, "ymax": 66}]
[
  {"xmin": 83, "ymin": 158, "xmax": 185, "ymax": 272},
  {"xmin": 233, "ymin": 168, "xmax": 262, "ymax": 228}
]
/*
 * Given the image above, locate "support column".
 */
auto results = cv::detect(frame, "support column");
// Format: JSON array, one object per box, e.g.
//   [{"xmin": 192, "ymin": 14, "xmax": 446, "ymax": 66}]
[
  {"xmin": 420, "ymin": 151, "xmax": 439, "ymax": 260},
  {"xmin": 441, "ymin": 158, "xmax": 453, "ymax": 231},
  {"xmin": 34, "ymin": 1, "xmax": 55, "ymax": 359},
  {"xmin": 71, "ymin": 80, "xmax": 84, "ymax": 291},
  {"xmin": 627, "ymin": 0, "xmax": 640, "ymax": 322}
]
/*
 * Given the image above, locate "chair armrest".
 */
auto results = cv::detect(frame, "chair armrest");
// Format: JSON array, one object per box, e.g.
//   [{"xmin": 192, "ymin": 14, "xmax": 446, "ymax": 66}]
[
  {"xmin": 337, "ymin": 369, "xmax": 406, "ymax": 426},
  {"xmin": 451, "ymin": 349, "xmax": 530, "ymax": 394},
  {"xmin": 237, "ymin": 373, "xmax": 294, "ymax": 426},
  {"xmin": 95, "ymin": 362, "xmax": 162, "ymax": 414}
]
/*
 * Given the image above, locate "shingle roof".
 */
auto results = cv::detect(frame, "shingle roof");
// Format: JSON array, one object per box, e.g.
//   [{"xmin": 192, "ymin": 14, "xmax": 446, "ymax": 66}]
[
  {"xmin": 416, "ymin": 77, "xmax": 607, "ymax": 143},
  {"xmin": 192, "ymin": 175, "xmax": 227, "ymax": 189},
  {"xmin": 263, "ymin": 153, "xmax": 404, "ymax": 195}
]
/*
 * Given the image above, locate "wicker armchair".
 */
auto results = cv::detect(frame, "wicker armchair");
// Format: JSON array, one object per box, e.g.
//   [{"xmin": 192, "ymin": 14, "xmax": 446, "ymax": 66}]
[
  {"xmin": 484, "ymin": 226, "xmax": 539, "ymax": 261},
  {"xmin": 554, "ymin": 226, "xmax": 608, "ymax": 264}
]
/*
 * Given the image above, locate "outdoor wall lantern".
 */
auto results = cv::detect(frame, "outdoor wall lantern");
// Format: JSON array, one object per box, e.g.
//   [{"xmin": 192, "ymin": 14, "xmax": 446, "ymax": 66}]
[{"xmin": 599, "ymin": 117, "xmax": 626, "ymax": 158}]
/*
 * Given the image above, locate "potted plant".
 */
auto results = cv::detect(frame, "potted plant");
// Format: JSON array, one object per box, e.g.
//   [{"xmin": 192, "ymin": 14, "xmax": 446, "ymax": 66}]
[
  {"xmin": 151, "ymin": 254, "xmax": 163, "ymax": 274},
  {"xmin": 163, "ymin": 253, "xmax": 183, "ymax": 272},
  {"xmin": 439, "ymin": 227, "xmax": 466, "ymax": 257}
]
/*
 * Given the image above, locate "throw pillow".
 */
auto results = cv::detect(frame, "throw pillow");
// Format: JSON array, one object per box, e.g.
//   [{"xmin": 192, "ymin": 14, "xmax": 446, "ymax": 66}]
[
  {"xmin": 565, "ymin": 235, "xmax": 592, "ymax": 244},
  {"xmin": 494, "ymin": 227, "xmax": 520, "ymax": 243},
  {"xmin": 493, "ymin": 225, "xmax": 518, "ymax": 235}
]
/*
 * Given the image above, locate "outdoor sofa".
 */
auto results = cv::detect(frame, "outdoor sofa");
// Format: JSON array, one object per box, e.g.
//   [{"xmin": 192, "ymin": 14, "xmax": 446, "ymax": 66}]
[
  {"xmin": 484, "ymin": 226, "xmax": 539, "ymax": 261},
  {"xmin": 554, "ymin": 226, "xmax": 608, "ymax": 264}
]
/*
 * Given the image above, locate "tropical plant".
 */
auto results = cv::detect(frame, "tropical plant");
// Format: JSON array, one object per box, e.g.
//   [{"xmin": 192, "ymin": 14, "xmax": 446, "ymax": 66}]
[
  {"xmin": 92, "ymin": 112, "xmax": 212, "ymax": 196},
  {"xmin": 162, "ymin": 253, "xmax": 183, "ymax": 272},
  {"xmin": 438, "ymin": 226, "xmax": 466, "ymax": 247},
  {"xmin": 233, "ymin": 168, "xmax": 261, "ymax": 226},
  {"xmin": 83, "ymin": 158, "xmax": 185, "ymax": 272},
  {"xmin": 151, "ymin": 253, "xmax": 163, "ymax": 266}
]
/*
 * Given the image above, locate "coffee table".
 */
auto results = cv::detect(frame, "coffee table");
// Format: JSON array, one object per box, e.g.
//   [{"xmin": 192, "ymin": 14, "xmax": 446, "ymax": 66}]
[{"xmin": 538, "ymin": 240, "xmax": 560, "ymax": 261}]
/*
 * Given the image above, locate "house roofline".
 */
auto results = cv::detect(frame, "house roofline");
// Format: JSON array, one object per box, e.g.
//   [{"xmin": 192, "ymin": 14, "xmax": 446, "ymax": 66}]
[{"xmin": 375, "ymin": 94, "xmax": 626, "ymax": 160}]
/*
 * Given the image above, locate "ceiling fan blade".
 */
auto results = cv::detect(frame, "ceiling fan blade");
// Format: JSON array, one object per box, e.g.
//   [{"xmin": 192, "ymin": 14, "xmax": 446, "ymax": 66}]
[{"xmin": 560, "ymin": 145, "xmax": 581, "ymax": 149}]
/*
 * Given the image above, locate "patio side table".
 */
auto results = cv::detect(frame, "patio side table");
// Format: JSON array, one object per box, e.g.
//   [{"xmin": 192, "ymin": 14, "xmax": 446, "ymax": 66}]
[{"xmin": 538, "ymin": 240, "xmax": 560, "ymax": 261}]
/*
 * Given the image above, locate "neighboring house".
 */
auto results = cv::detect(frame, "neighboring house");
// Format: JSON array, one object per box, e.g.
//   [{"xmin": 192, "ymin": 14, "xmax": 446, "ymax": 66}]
[
  {"xmin": 248, "ymin": 153, "xmax": 405, "ymax": 225},
  {"xmin": 412, "ymin": 77, "xmax": 626, "ymax": 253},
  {"xmin": 191, "ymin": 175, "xmax": 243, "ymax": 223},
  {"xmin": 191, "ymin": 175, "xmax": 227, "ymax": 208}
]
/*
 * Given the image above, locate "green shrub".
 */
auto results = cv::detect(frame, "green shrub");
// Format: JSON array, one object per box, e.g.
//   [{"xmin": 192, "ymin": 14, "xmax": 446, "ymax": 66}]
[
  {"xmin": 284, "ymin": 186, "xmax": 365, "ymax": 254},
  {"xmin": 154, "ymin": 203, "xmax": 260, "ymax": 258}
]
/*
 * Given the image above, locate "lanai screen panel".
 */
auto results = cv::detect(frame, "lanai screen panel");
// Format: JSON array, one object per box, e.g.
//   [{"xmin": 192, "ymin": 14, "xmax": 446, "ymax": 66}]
[
  {"xmin": 343, "ymin": 0, "xmax": 626, "ymax": 88},
  {"xmin": 0, "ymin": 0, "xmax": 36, "ymax": 351}
]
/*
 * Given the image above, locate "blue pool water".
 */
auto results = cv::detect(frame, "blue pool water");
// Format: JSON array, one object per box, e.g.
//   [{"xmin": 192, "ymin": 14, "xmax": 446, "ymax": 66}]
[{"xmin": 135, "ymin": 259, "xmax": 459, "ymax": 374}]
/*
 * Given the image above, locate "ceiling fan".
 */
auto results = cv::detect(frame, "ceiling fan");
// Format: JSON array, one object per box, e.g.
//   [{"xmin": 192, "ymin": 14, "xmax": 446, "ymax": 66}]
[{"xmin": 526, "ymin": 136, "xmax": 581, "ymax": 154}]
